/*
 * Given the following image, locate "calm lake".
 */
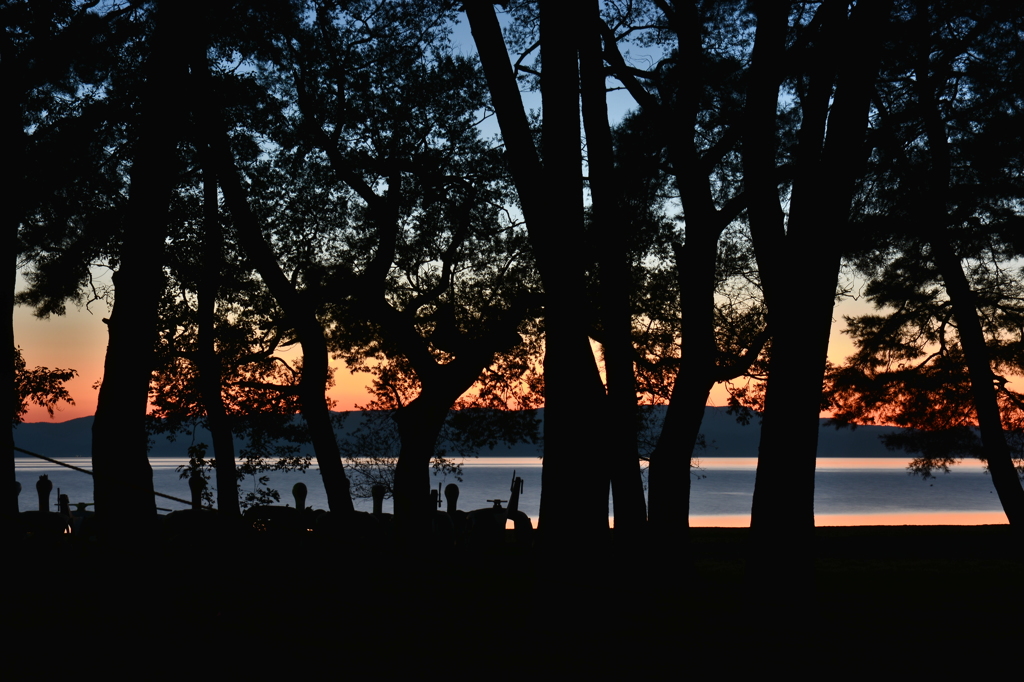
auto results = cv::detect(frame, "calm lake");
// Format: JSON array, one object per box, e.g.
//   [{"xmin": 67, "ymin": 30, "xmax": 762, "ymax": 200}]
[{"xmin": 15, "ymin": 455, "xmax": 1009, "ymax": 526}]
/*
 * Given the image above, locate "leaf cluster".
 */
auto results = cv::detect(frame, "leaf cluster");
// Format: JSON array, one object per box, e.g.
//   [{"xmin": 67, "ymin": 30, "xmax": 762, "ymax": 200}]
[{"xmin": 12, "ymin": 346, "xmax": 77, "ymax": 425}]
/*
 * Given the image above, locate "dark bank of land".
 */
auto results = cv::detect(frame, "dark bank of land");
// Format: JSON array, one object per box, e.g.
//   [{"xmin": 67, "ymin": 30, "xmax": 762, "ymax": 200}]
[
  {"xmin": 10, "ymin": 525, "xmax": 1019, "ymax": 675},
  {"xmin": 11, "ymin": 407, "xmax": 915, "ymax": 459}
]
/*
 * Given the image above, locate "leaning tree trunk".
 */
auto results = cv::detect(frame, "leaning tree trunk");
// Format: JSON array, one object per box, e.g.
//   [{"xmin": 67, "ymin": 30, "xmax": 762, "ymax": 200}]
[
  {"xmin": 214, "ymin": 148, "xmax": 355, "ymax": 514},
  {"xmin": 915, "ymin": 35, "xmax": 1024, "ymax": 529},
  {"xmin": 932, "ymin": 239, "xmax": 1024, "ymax": 529},
  {"xmin": 592, "ymin": 1, "xmax": 762, "ymax": 556},
  {"xmin": 196, "ymin": 58, "xmax": 355, "ymax": 515},
  {"xmin": 648, "ymin": 179, "xmax": 727, "ymax": 552}
]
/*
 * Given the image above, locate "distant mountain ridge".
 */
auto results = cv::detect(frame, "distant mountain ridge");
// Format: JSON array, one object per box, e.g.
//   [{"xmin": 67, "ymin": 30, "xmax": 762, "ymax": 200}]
[{"xmin": 14, "ymin": 406, "xmax": 909, "ymax": 460}]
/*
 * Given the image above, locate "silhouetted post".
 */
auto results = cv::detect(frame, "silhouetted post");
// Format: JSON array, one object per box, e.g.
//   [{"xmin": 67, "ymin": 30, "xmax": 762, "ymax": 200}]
[
  {"xmin": 372, "ymin": 485, "xmax": 385, "ymax": 517},
  {"xmin": 36, "ymin": 474, "xmax": 52, "ymax": 512},
  {"xmin": 58, "ymin": 493, "xmax": 71, "ymax": 518},
  {"xmin": 293, "ymin": 482, "xmax": 308, "ymax": 511},
  {"xmin": 507, "ymin": 471, "xmax": 523, "ymax": 515},
  {"xmin": 189, "ymin": 475, "xmax": 205, "ymax": 510},
  {"xmin": 444, "ymin": 484, "xmax": 459, "ymax": 516},
  {"xmin": 505, "ymin": 472, "xmax": 533, "ymax": 546}
]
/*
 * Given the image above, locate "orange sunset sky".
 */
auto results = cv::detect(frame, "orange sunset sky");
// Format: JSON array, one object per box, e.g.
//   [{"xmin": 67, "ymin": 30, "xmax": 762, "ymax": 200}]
[
  {"xmin": 14, "ymin": 23, "xmax": 882, "ymax": 426},
  {"xmin": 14, "ymin": 273, "xmax": 876, "ymax": 423}
]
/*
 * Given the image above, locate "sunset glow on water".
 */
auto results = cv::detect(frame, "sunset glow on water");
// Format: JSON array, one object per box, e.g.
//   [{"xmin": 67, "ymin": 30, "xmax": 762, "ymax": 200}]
[
  {"xmin": 697, "ymin": 457, "xmax": 990, "ymax": 471},
  {"xmin": 15, "ymin": 455, "xmax": 1008, "ymax": 527},
  {"xmin": 688, "ymin": 511, "xmax": 1009, "ymax": 527}
]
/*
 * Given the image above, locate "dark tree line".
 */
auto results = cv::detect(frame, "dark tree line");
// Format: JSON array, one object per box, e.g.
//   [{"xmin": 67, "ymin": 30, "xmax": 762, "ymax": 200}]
[{"xmin": 8, "ymin": 1, "xmax": 1024, "ymax": 570}]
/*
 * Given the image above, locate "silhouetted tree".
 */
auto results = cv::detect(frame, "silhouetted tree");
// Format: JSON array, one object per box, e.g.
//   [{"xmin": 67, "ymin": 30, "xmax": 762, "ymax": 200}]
[
  {"xmin": 580, "ymin": 0, "xmax": 648, "ymax": 542},
  {"xmin": 338, "ymin": 351, "xmax": 541, "ymax": 502},
  {"xmin": 596, "ymin": 1, "xmax": 771, "ymax": 552},
  {"xmin": 3, "ymin": 0, "xmax": 124, "ymax": 515},
  {"xmin": 465, "ymin": 2, "xmax": 615, "ymax": 549},
  {"xmin": 7, "ymin": 1, "xmax": 188, "ymax": 528},
  {"xmin": 466, "ymin": 2, "xmax": 776, "ymax": 551},
  {"xmin": 87, "ymin": 0, "xmax": 203, "ymax": 531},
  {"xmin": 294, "ymin": 1, "xmax": 538, "ymax": 539},
  {"xmin": 828, "ymin": 2, "xmax": 1024, "ymax": 530},
  {"xmin": 167, "ymin": 1, "xmax": 544, "ymax": 536},
  {"xmin": 741, "ymin": 0, "xmax": 893, "ymax": 596},
  {"xmin": 148, "ymin": 246, "xmax": 319, "ymax": 515}
]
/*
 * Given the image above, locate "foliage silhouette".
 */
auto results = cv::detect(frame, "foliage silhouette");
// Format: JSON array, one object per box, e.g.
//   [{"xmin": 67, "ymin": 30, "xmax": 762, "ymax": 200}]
[
  {"xmin": 12, "ymin": 347, "xmax": 76, "ymax": 426},
  {"xmin": 827, "ymin": 1, "xmax": 1024, "ymax": 526},
  {"xmin": 5, "ymin": 0, "xmax": 130, "ymax": 515}
]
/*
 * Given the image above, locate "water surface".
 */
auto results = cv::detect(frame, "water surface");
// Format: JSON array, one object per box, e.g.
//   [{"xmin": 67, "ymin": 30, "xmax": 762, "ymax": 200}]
[{"xmin": 14, "ymin": 456, "xmax": 1009, "ymax": 526}]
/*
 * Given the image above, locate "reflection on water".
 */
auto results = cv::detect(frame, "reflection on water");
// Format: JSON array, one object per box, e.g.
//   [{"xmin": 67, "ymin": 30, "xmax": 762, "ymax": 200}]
[
  {"xmin": 696, "ymin": 457, "xmax": 989, "ymax": 470},
  {"xmin": 690, "ymin": 511, "xmax": 1009, "ymax": 527},
  {"xmin": 461, "ymin": 457, "xmax": 543, "ymax": 468},
  {"xmin": 14, "ymin": 455, "xmax": 1008, "ymax": 526},
  {"xmin": 815, "ymin": 511, "xmax": 1008, "ymax": 525}
]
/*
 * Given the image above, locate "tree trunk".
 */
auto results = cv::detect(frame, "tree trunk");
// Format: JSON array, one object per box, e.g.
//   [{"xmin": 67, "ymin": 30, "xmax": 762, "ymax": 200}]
[
  {"xmin": 5, "ymin": 242, "xmax": 15, "ymax": 516},
  {"xmin": 4, "ymin": 1, "xmax": 30, "ymax": 518},
  {"xmin": 466, "ymin": 2, "xmax": 610, "ymax": 550},
  {"xmin": 91, "ymin": 1, "xmax": 192, "ymax": 531},
  {"xmin": 392, "ymin": 392, "xmax": 451, "ymax": 544},
  {"xmin": 203, "ymin": 109, "xmax": 355, "ymax": 515},
  {"xmin": 640, "ymin": 2, "xmax": 737, "ymax": 552},
  {"xmin": 579, "ymin": 0, "xmax": 647, "ymax": 542},
  {"xmin": 932, "ymin": 239, "xmax": 1024, "ymax": 529},
  {"xmin": 537, "ymin": 2, "xmax": 610, "ymax": 549},
  {"xmin": 214, "ymin": 148, "xmax": 355, "ymax": 514},
  {"xmin": 196, "ymin": 138, "xmax": 240, "ymax": 516},
  {"xmin": 377, "ymin": 294, "xmax": 527, "ymax": 542},
  {"xmin": 744, "ymin": 0, "xmax": 891, "ymax": 596},
  {"xmin": 913, "ymin": 19, "xmax": 1024, "ymax": 529}
]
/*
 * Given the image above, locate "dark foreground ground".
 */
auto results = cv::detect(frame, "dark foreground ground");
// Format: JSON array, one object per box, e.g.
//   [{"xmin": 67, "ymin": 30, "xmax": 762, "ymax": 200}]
[{"xmin": 9, "ymin": 525, "xmax": 1020, "ymax": 677}]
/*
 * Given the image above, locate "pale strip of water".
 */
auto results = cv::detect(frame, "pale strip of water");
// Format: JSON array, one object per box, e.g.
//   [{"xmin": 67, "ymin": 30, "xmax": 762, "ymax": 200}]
[{"xmin": 14, "ymin": 456, "xmax": 1009, "ymax": 526}]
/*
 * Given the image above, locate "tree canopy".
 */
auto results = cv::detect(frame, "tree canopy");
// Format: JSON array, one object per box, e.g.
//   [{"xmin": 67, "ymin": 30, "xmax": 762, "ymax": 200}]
[{"xmin": 8, "ymin": 1, "xmax": 1024, "ymax": 552}]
